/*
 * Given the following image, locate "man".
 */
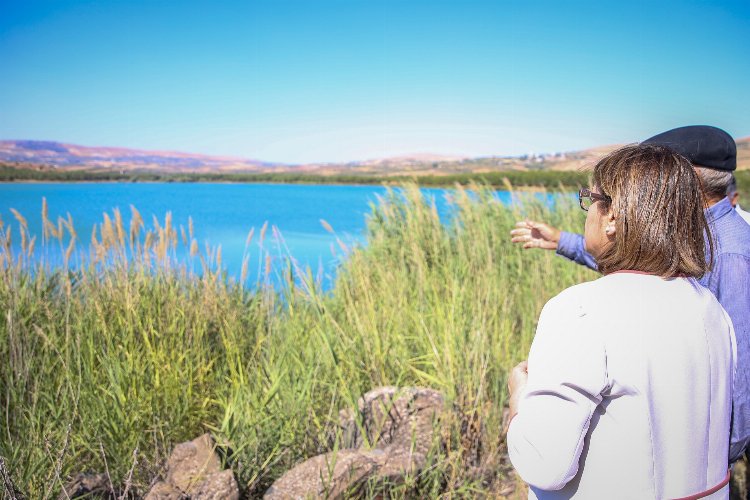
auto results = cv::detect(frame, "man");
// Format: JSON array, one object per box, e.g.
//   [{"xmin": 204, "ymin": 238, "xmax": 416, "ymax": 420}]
[{"xmin": 510, "ymin": 125, "xmax": 750, "ymax": 462}]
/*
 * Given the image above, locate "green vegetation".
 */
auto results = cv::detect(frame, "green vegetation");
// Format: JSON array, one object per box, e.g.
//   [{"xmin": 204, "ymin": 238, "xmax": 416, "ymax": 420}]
[
  {"xmin": 0, "ymin": 184, "xmax": 608, "ymax": 497},
  {"xmin": 0, "ymin": 163, "xmax": 591, "ymax": 189},
  {"xmin": 5, "ymin": 163, "xmax": 750, "ymax": 193}
]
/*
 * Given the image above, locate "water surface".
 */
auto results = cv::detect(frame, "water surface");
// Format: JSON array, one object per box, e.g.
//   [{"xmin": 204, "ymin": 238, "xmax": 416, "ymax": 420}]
[{"xmin": 3, "ymin": 183, "xmax": 500, "ymax": 287}]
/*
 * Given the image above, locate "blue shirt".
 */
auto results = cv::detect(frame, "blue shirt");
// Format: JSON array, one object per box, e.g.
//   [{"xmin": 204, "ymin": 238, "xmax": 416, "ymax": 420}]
[{"xmin": 556, "ymin": 197, "xmax": 750, "ymax": 462}]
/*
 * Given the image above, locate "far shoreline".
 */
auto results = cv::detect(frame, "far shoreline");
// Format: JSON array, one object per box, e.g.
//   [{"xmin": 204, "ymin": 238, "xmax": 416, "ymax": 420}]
[
  {"xmin": 0, "ymin": 178, "xmax": 561, "ymax": 192},
  {"xmin": 3, "ymin": 168, "xmax": 749, "ymax": 192},
  {"xmin": 0, "ymin": 166, "xmax": 593, "ymax": 191}
]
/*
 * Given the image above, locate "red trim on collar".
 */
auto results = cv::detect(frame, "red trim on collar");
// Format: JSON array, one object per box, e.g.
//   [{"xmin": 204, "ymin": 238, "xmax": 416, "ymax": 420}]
[
  {"xmin": 609, "ymin": 270, "xmax": 689, "ymax": 278},
  {"xmin": 609, "ymin": 270, "xmax": 654, "ymax": 276}
]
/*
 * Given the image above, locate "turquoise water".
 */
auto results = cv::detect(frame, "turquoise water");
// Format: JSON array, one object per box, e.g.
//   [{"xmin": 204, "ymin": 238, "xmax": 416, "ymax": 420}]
[{"xmin": 2, "ymin": 183, "xmax": 516, "ymax": 287}]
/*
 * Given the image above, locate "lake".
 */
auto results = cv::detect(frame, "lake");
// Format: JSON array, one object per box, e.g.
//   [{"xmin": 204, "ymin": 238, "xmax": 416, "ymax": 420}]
[{"xmin": 2, "ymin": 183, "xmax": 530, "ymax": 287}]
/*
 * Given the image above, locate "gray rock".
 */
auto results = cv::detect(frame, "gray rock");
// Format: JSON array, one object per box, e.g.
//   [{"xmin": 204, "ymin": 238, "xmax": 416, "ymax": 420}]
[
  {"xmin": 166, "ymin": 434, "xmax": 223, "ymax": 492},
  {"xmin": 265, "ymin": 450, "xmax": 381, "ymax": 499},
  {"xmin": 266, "ymin": 387, "xmax": 445, "ymax": 499},
  {"xmin": 145, "ymin": 434, "xmax": 238, "ymax": 500},
  {"xmin": 189, "ymin": 470, "xmax": 240, "ymax": 500},
  {"xmin": 143, "ymin": 481, "xmax": 183, "ymax": 500},
  {"xmin": 340, "ymin": 386, "xmax": 444, "ymax": 453}
]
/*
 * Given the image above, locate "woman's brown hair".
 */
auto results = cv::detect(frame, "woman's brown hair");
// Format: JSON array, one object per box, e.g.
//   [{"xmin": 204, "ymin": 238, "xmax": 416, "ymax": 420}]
[{"xmin": 592, "ymin": 144, "xmax": 713, "ymax": 278}]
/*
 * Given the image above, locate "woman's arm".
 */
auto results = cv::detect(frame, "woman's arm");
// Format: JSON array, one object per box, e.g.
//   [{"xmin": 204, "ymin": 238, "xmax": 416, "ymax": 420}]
[{"xmin": 507, "ymin": 293, "xmax": 607, "ymax": 490}]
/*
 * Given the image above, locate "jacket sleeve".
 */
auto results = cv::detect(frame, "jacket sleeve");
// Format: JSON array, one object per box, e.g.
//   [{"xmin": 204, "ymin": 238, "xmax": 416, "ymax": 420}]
[
  {"xmin": 556, "ymin": 232, "xmax": 598, "ymax": 272},
  {"xmin": 507, "ymin": 292, "xmax": 608, "ymax": 490}
]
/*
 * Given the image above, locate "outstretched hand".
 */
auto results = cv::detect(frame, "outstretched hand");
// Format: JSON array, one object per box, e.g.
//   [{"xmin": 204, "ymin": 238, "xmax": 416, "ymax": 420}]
[{"xmin": 509, "ymin": 220, "xmax": 561, "ymax": 250}]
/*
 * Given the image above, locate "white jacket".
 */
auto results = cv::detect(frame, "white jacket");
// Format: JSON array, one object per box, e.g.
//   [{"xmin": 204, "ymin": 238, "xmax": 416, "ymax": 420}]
[{"xmin": 508, "ymin": 273, "xmax": 736, "ymax": 499}]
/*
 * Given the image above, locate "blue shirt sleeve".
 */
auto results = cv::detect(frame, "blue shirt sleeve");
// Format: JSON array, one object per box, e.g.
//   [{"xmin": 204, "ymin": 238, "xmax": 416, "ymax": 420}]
[
  {"xmin": 705, "ymin": 253, "xmax": 750, "ymax": 462},
  {"xmin": 555, "ymin": 232, "xmax": 598, "ymax": 272}
]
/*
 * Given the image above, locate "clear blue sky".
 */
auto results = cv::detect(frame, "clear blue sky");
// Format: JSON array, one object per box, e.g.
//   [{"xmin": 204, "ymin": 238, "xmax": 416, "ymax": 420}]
[{"xmin": 1, "ymin": 0, "xmax": 748, "ymax": 164}]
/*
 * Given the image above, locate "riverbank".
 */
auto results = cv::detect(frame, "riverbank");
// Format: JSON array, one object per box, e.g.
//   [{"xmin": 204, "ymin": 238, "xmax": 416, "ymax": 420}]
[
  {"xmin": 0, "ymin": 164, "xmax": 588, "ymax": 190},
  {"xmin": 4, "ymin": 164, "xmax": 750, "ymax": 192}
]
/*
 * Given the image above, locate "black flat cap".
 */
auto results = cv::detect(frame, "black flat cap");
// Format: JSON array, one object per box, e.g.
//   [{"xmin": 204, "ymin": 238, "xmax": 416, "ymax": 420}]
[{"xmin": 641, "ymin": 125, "xmax": 736, "ymax": 171}]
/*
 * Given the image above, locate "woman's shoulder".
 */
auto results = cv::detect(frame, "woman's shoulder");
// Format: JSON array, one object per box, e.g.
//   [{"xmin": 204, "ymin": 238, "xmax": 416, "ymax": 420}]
[
  {"xmin": 542, "ymin": 273, "xmax": 664, "ymax": 318},
  {"xmin": 540, "ymin": 279, "xmax": 603, "ymax": 320},
  {"xmin": 546, "ymin": 277, "xmax": 607, "ymax": 307}
]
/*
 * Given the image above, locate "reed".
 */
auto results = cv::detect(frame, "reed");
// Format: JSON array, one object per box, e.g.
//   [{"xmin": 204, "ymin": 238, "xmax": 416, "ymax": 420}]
[{"xmin": 0, "ymin": 183, "xmax": 595, "ymax": 497}]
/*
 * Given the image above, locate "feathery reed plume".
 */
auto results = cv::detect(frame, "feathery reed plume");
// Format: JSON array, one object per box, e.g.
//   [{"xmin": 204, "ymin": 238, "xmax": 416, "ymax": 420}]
[
  {"xmin": 56, "ymin": 217, "xmax": 64, "ymax": 244},
  {"xmin": 27, "ymin": 236, "xmax": 35, "ymax": 258},
  {"xmin": 113, "ymin": 208, "xmax": 125, "ymax": 248},
  {"xmin": 41, "ymin": 197, "xmax": 49, "ymax": 244},
  {"xmin": 240, "ymin": 254, "xmax": 249, "ymax": 283},
  {"xmin": 90, "ymin": 224, "xmax": 104, "ymax": 263},
  {"xmin": 19, "ymin": 226, "xmax": 27, "ymax": 257},
  {"xmin": 144, "ymin": 232, "xmax": 154, "ymax": 253},
  {"xmin": 9, "ymin": 208, "xmax": 27, "ymax": 229},
  {"xmin": 259, "ymin": 221, "xmax": 268, "ymax": 245},
  {"xmin": 336, "ymin": 238, "xmax": 349, "ymax": 254},
  {"xmin": 9, "ymin": 209, "xmax": 28, "ymax": 257},
  {"xmin": 164, "ymin": 212, "xmax": 173, "ymax": 244},
  {"xmin": 320, "ymin": 219, "xmax": 335, "ymax": 234},
  {"xmin": 129, "ymin": 205, "xmax": 144, "ymax": 248},
  {"xmin": 245, "ymin": 228, "xmax": 255, "ymax": 249},
  {"xmin": 102, "ymin": 213, "xmax": 115, "ymax": 250},
  {"xmin": 64, "ymin": 236, "xmax": 75, "ymax": 268},
  {"xmin": 65, "ymin": 213, "xmax": 77, "ymax": 240}
]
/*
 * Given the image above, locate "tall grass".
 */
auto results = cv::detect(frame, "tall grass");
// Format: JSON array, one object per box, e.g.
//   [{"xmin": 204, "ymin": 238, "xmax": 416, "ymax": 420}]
[{"xmin": 0, "ymin": 183, "xmax": 595, "ymax": 497}]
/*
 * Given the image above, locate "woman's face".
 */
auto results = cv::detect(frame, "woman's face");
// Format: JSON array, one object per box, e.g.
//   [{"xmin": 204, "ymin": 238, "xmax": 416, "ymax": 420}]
[{"xmin": 583, "ymin": 186, "xmax": 615, "ymax": 257}]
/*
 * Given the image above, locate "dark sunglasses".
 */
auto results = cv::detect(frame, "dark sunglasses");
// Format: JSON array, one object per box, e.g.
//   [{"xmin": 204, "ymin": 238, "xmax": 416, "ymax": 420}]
[{"xmin": 578, "ymin": 188, "xmax": 610, "ymax": 211}]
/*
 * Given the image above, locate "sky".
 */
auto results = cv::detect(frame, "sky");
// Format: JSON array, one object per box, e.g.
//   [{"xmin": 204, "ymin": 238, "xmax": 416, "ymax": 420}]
[{"xmin": 0, "ymin": 0, "xmax": 749, "ymax": 164}]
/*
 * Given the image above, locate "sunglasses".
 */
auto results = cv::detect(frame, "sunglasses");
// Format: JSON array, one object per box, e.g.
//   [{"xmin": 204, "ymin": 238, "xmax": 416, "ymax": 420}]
[{"xmin": 578, "ymin": 188, "xmax": 610, "ymax": 211}]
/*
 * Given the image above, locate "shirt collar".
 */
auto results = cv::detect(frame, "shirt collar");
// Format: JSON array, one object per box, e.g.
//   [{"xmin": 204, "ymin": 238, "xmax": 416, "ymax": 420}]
[{"xmin": 706, "ymin": 197, "xmax": 733, "ymax": 223}]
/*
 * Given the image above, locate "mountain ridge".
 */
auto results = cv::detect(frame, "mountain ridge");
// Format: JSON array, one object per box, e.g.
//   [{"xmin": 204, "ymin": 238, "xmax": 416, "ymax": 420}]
[{"xmin": 2, "ymin": 138, "xmax": 749, "ymax": 176}]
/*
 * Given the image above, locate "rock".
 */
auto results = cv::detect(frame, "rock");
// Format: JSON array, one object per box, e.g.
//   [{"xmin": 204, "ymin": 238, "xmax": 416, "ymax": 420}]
[
  {"xmin": 145, "ymin": 434, "xmax": 239, "ymax": 500},
  {"xmin": 143, "ymin": 481, "xmax": 183, "ymax": 500},
  {"xmin": 57, "ymin": 473, "xmax": 111, "ymax": 499},
  {"xmin": 340, "ymin": 386, "xmax": 444, "ymax": 454},
  {"xmin": 167, "ymin": 434, "xmax": 223, "ymax": 492},
  {"xmin": 189, "ymin": 470, "xmax": 240, "ymax": 500},
  {"xmin": 264, "ymin": 450, "xmax": 382, "ymax": 499},
  {"xmin": 266, "ymin": 387, "xmax": 445, "ymax": 499}
]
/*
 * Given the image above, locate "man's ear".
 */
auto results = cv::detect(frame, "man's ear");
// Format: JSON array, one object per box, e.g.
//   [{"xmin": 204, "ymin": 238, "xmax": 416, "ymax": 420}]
[{"xmin": 729, "ymin": 192, "xmax": 739, "ymax": 208}]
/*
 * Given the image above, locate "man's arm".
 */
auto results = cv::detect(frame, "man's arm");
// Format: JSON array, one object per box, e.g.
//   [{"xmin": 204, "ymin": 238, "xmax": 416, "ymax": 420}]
[
  {"xmin": 707, "ymin": 253, "xmax": 750, "ymax": 462},
  {"xmin": 510, "ymin": 221, "xmax": 598, "ymax": 272},
  {"xmin": 555, "ymin": 232, "xmax": 598, "ymax": 271}
]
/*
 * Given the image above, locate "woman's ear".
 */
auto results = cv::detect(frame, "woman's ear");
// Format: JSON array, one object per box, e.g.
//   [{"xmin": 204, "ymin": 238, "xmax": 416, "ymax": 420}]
[{"xmin": 605, "ymin": 210, "xmax": 616, "ymax": 237}]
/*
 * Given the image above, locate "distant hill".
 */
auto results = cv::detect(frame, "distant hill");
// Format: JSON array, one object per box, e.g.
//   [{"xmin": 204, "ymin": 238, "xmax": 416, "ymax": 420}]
[
  {"xmin": 0, "ymin": 140, "xmax": 277, "ymax": 173},
  {"xmin": 1, "ymin": 138, "xmax": 748, "ymax": 176}
]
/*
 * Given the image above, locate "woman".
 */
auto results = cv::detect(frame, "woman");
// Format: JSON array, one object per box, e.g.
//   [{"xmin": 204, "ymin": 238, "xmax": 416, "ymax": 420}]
[{"xmin": 506, "ymin": 144, "xmax": 736, "ymax": 499}]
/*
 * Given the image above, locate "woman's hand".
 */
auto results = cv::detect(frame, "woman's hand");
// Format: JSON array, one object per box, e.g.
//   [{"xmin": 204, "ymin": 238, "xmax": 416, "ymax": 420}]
[{"xmin": 505, "ymin": 360, "xmax": 529, "ymax": 432}]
